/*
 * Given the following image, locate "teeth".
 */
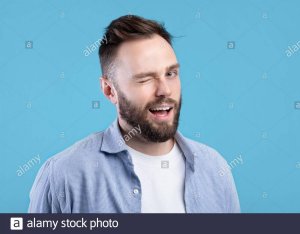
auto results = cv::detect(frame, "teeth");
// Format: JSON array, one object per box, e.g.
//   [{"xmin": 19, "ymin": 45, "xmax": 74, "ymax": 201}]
[{"xmin": 150, "ymin": 106, "xmax": 171, "ymax": 111}]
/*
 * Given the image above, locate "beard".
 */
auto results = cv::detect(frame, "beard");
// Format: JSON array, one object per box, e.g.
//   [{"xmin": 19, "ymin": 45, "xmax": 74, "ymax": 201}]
[{"xmin": 117, "ymin": 89, "xmax": 181, "ymax": 143}]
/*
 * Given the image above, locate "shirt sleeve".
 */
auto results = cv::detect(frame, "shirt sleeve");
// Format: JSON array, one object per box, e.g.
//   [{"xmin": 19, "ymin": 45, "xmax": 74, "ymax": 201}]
[
  {"xmin": 225, "ymin": 168, "xmax": 241, "ymax": 213},
  {"xmin": 28, "ymin": 159, "xmax": 61, "ymax": 213}
]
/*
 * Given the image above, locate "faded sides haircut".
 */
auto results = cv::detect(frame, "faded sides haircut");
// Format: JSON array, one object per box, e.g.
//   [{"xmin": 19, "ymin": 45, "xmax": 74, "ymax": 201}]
[{"xmin": 98, "ymin": 15, "xmax": 172, "ymax": 80}]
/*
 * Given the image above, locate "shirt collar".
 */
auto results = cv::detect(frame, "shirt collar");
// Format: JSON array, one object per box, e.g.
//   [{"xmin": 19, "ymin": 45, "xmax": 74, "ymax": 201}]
[{"xmin": 100, "ymin": 118, "xmax": 195, "ymax": 171}]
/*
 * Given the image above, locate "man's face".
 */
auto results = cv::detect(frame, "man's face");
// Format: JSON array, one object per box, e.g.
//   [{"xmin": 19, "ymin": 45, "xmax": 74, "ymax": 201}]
[{"xmin": 113, "ymin": 35, "xmax": 181, "ymax": 142}]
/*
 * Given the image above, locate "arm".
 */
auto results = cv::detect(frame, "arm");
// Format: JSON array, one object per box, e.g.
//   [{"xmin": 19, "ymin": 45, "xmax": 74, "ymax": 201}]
[
  {"xmin": 28, "ymin": 160, "xmax": 61, "ymax": 213},
  {"xmin": 225, "ymin": 169, "xmax": 241, "ymax": 213}
]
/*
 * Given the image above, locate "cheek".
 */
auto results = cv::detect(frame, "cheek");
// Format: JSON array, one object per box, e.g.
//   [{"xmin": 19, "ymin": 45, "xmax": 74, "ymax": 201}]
[
  {"xmin": 126, "ymin": 86, "xmax": 152, "ymax": 108},
  {"xmin": 171, "ymin": 79, "xmax": 181, "ymax": 98},
  {"xmin": 176, "ymin": 79, "xmax": 181, "ymax": 91},
  {"xmin": 123, "ymin": 78, "xmax": 181, "ymax": 105}
]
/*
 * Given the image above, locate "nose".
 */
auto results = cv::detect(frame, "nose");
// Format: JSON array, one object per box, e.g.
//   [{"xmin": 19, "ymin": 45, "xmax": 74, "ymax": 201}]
[{"xmin": 155, "ymin": 78, "xmax": 171, "ymax": 97}]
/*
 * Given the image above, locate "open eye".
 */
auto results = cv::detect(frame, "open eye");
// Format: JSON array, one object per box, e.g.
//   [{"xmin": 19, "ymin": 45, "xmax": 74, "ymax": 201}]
[{"xmin": 166, "ymin": 70, "xmax": 178, "ymax": 78}]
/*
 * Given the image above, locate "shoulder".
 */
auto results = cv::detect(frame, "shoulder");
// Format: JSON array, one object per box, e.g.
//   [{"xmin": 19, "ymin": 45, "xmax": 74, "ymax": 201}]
[
  {"xmin": 55, "ymin": 131, "xmax": 104, "ymax": 159},
  {"xmin": 181, "ymin": 136, "xmax": 228, "ymax": 168},
  {"xmin": 178, "ymin": 135, "xmax": 231, "ymax": 180},
  {"xmin": 181, "ymin": 136, "xmax": 240, "ymax": 213},
  {"xmin": 43, "ymin": 131, "xmax": 105, "ymax": 175}
]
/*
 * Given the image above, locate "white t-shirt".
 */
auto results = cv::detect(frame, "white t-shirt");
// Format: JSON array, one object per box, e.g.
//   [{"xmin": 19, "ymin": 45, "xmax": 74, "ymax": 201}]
[{"xmin": 126, "ymin": 142, "xmax": 186, "ymax": 213}]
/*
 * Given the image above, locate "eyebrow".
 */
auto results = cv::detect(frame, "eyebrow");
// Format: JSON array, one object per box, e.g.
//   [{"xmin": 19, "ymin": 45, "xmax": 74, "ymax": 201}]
[{"xmin": 132, "ymin": 63, "xmax": 180, "ymax": 79}]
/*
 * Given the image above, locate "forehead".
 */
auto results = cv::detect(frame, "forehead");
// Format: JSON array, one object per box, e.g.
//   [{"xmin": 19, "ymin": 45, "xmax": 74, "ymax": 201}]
[{"xmin": 116, "ymin": 35, "xmax": 177, "ymax": 74}]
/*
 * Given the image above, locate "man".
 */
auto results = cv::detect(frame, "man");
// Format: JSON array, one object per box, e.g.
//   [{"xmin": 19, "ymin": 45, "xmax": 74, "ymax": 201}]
[{"xmin": 29, "ymin": 15, "xmax": 240, "ymax": 213}]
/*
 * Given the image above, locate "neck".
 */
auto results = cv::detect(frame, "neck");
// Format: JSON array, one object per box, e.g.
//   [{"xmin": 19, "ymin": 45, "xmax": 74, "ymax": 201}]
[{"xmin": 118, "ymin": 118, "xmax": 175, "ymax": 156}]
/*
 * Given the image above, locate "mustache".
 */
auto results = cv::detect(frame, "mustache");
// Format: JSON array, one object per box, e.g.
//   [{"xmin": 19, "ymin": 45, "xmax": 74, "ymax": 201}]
[{"xmin": 145, "ymin": 97, "xmax": 178, "ymax": 110}]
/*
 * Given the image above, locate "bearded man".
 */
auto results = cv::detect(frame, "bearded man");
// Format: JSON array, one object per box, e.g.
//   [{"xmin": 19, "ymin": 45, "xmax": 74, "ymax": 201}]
[{"xmin": 29, "ymin": 15, "xmax": 240, "ymax": 213}]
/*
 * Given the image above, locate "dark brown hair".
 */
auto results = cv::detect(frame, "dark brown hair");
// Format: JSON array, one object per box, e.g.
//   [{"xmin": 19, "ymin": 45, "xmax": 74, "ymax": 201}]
[{"xmin": 98, "ymin": 15, "xmax": 172, "ymax": 79}]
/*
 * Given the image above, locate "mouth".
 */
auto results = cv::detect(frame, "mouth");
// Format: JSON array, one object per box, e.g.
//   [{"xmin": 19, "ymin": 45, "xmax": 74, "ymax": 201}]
[{"xmin": 148, "ymin": 104, "xmax": 174, "ymax": 121}]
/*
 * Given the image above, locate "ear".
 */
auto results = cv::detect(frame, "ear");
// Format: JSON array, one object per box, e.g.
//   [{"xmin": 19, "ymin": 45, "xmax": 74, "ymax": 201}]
[{"xmin": 100, "ymin": 76, "xmax": 118, "ymax": 104}]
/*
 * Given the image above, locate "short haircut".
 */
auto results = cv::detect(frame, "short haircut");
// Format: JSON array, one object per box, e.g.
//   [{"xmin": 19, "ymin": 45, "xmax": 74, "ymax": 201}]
[{"xmin": 98, "ymin": 15, "xmax": 172, "ymax": 80}]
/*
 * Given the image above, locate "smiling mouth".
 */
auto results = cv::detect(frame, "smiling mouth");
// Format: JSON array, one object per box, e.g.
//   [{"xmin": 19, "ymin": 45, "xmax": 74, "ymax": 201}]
[{"xmin": 148, "ymin": 105, "xmax": 174, "ymax": 119}]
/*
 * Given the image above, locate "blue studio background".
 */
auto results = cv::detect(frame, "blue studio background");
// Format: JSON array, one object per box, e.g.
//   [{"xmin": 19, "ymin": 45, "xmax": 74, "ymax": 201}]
[{"xmin": 0, "ymin": 0, "xmax": 300, "ymax": 213}]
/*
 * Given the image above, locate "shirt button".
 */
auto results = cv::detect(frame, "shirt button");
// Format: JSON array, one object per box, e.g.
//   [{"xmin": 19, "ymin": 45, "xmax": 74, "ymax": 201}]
[{"xmin": 133, "ymin": 188, "xmax": 139, "ymax": 195}]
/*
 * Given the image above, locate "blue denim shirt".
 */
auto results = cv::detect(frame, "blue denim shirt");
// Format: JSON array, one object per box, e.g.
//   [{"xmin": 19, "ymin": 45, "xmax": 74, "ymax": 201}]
[{"xmin": 28, "ymin": 119, "xmax": 240, "ymax": 213}]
